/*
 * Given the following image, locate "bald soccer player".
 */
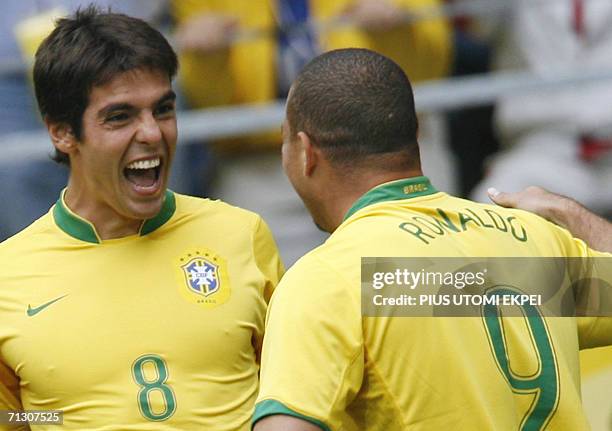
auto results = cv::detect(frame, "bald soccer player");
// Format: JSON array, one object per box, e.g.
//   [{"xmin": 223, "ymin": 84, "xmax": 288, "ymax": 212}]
[{"xmin": 253, "ymin": 48, "xmax": 612, "ymax": 431}]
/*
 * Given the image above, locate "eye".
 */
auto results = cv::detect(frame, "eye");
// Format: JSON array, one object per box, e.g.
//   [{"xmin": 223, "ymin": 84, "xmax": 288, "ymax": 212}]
[
  {"xmin": 155, "ymin": 103, "xmax": 175, "ymax": 117},
  {"xmin": 106, "ymin": 112, "xmax": 129, "ymax": 123}
]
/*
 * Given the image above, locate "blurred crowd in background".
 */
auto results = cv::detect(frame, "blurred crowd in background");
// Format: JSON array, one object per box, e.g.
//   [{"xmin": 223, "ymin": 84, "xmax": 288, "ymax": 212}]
[{"xmin": 1, "ymin": 0, "xmax": 612, "ymax": 266}]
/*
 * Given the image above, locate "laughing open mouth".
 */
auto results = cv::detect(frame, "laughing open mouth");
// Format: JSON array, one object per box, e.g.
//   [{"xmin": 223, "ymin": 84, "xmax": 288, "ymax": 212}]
[{"xmin": 124, "ymin": 157, "xmax": 162, "ymax": 188}]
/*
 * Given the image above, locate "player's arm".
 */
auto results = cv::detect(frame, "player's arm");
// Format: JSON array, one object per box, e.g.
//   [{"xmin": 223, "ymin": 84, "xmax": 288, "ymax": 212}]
[
  {"xmin": 251, "ymin": 216, "xmax": 285, "ymax": 361},
  {"xmin": 254, "ymin": 415, "xmax": 322, "ymax": 431},
  {"xmin": 488, "ymin": 186, "xmax": 612, "ymax": 252},
  {"xmin": 0, "ymin": 360, "xmax": 27, "ymax": 431},
  {"xmin": 252, "ymin": 255, "xmax": 362, "ymax": 431},
  {"xmin": 252, "ymin": 216, "xmax": 284, "ymax": 301},
  {"xmin": 336, "ymin": 0, "xmax": 452, "ymax": 81},
  {"xmin": 489, "ymin": 187, "xmax": 612, "ymax": 349}
]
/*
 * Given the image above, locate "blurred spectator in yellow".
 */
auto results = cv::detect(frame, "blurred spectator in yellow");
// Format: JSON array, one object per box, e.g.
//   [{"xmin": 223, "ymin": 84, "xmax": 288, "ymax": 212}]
[
  {"xmin": 173, "ymin": 0, "xmax": 451, "ymax": 116},
  {"xmin": 170, "ymin": 0, "xmax": 453, "ymax": 264}
]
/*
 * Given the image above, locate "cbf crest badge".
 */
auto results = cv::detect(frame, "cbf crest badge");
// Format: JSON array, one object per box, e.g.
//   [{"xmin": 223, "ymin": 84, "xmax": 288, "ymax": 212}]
[
  {"xmin": 175, "ymin": 248, "xmax": 230, "ymax": 308},
  {"xmin": 183, "ymin": 257, "xmax": 219, "ymax": 296}
]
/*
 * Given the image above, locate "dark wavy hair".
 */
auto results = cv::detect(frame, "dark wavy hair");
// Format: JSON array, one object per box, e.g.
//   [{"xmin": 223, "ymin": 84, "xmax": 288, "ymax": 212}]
[{"xmin": 34, "ymin": 4, "xmax": 178, "ymax": 164}]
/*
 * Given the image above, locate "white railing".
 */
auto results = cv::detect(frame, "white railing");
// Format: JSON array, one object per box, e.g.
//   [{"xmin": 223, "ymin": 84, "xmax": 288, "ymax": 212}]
[
  {"xmin": 3, "ymin": 66, "xmax": 612, "ymax": 164},
  {"xmin": 3, "ymin": 0, "xmax": 612, "ymax": 163}
]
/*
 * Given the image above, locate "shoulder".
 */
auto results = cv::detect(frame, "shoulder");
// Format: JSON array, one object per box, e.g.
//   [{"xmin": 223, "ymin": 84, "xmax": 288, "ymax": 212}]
[
  {"xmin": 265, "ymin": 245, "xmax": 361, "ymax": 349},
  {"xmin": 171, "ymin": 193, "xmax": 280, "ymax": 258},
  {"xmin": 174, "ymin": 192, "xmax": 260, "ymax": 218},
  {"xmin": 0, "ymin": 212, "xmax": 57, "ymax": 287},
  {"xmin": 173, "ymin": 193, "xmax": 264, "ymax": 231},
  {"xmin": 277, "ymin": 243, "xmax": 354, "ymax": 301},
  {"xmin": 0, "ymin": 211, "xmax": 56, "ymax": 256}
]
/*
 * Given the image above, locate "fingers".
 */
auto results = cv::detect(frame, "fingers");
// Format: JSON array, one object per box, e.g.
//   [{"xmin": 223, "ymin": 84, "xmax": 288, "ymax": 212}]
[
  {"xmin": 487, "ymin": 187, "xmax": 514, "ymax": 208},
  {"xmin": 175, "ymin": 14, "xmax": 239, "ymax": 53},
  {"xmin": 343, "ymin": 0, "xmax": 408, "ymax": 31}
]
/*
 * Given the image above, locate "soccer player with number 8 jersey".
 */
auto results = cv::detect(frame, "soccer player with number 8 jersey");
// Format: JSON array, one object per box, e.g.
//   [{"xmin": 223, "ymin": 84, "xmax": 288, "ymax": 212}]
[{"xmin": 0, "ymin": 6, "xmax": 283, "ymax": 430}]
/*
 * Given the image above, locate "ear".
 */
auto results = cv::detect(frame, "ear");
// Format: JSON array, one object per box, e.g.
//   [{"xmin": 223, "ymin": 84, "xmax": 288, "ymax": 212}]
[
  {"xmin": 297, "ymin": 131, "xmax": 319, "ymax": 177},
  {"xmin": 45, "ymin": 118, "xmax": 78, "ymax": 156}
]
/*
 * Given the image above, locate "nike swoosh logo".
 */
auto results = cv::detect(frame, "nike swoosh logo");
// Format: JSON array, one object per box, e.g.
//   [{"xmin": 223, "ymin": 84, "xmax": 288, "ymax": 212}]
[{"xmin": 27, "ymin": 295, "xmax": 68, "ymax": 317}]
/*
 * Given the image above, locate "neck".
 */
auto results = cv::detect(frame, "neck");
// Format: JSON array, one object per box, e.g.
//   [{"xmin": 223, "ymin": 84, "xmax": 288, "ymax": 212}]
[
  {"xmin": 324, "ymin": 168, "xmax": 424, "ymax": 232},
  {"xmin": 64, "ymin": 181, "xmax": 143, "ymax": 240}
]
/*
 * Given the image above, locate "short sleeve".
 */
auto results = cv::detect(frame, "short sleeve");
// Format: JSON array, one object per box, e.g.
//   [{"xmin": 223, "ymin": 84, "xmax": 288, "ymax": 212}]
[
  {"xmin": 251, "ymin": 216, "xmax": 285, "ymax": 360},
  {"xmin": 252, "ymin": 216, "xmax": 284, "ymax": 304},
  {"xmin": 576, "ymin": 252, "xmax": 612, "ymax": 349},
  {"xmin": 552, "ymin": 224, "xmax": 612, "ymax": 349},
  {"xmin": 253, "ymin": 255, "xmax": 363, "ymax": 431}
]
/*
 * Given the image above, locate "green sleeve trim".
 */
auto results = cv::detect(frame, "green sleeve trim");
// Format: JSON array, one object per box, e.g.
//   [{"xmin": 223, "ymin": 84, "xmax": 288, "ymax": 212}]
[{"xmin": 252, "ymin": 400, "xmax": 330, "ymax": 431}]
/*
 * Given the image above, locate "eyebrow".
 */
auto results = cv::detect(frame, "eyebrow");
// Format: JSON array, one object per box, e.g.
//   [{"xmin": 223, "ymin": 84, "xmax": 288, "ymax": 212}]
[
  {"xmin": 98, "ymin": 90, "xmax": 177, "ymax": 118},
  {"xmin": 157, "ymin": 90, "xmax": 177, "ymax": 106}
]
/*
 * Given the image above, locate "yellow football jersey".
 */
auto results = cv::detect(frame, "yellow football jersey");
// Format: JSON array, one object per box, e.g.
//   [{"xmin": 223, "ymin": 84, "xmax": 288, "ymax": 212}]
[
  {"xmin": 254, "ymin": 177, "xmax": 612, "ymax": 430},
  {"xmin": 0, "ymin": 191, "xmax": 283, "ymax": 430},
  {"xmin": 580, "ymin": 346, "xmax": 612, "ymax": 431}
]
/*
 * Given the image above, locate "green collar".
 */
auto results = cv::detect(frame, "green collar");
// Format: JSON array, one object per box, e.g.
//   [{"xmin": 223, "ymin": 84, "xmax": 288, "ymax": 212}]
[
  {"xmin": 343, "ymin": 176, "xmax": 437, "ymax": 221},
  {"xmin": 53, "ymin": 189, "xmax": 176, "ymax": 243}
]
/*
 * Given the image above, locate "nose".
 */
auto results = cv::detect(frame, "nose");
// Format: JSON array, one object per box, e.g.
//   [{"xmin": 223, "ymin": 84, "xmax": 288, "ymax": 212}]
[{"xmin": 135, "ymin": 112, "xmax": 162, "ymax": 144}]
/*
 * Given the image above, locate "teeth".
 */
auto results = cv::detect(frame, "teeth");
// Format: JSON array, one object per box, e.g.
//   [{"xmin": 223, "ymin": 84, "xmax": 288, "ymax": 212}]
[{"xmin": 126, "ymin": 158, "xmax": 160, "ymax": 170}]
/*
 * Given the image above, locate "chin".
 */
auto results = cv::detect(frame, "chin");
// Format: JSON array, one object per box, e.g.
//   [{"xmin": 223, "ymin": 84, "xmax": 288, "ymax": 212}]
[
  {"xmin": 127, "ymin": 197, "xmax": 164, "ymax": 220},
  {"xmin": 302, "ymin": 200, "xmax": 329, "ymax": 233},
  {"xmin": 309, "ymin": 211, "xmax": 332, "ymax": 233},
  {"xmin": 313, "ymin": 221, "xmax": 331, "ymax": 233}
]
